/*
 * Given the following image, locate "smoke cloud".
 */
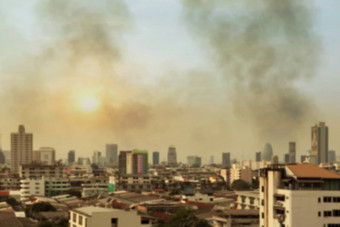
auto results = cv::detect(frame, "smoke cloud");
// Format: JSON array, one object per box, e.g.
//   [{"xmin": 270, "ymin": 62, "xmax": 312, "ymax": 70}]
[{"xmin": 181, "ymin": 0, "xmax": 320, "ymax": 140}]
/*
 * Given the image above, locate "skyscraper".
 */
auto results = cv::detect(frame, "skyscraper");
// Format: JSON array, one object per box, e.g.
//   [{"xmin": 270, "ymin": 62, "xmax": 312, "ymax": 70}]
[
  {"xmin": 328, "ymin": 150, "xmax": 336, "ymax": 163},
  {"xmin": 288, "ymin": 142, "xmax": 296, "ymax": 163},
  {"xmin": 92, "ymin": 151, "xmax": 102, "ymax": 165},
  {"xmin": 255, "ymin": 152, "xmax": 261, "ymax": 162},
  {"xmin": 263, "ymin": 143, "xmax": 273, "ymax": 161},
  {"xmin": 152, "ymin": 151, "xmax": 160, "ymax": 165},
  {"xmin": 132, "ymin": 150, "xmax": 148, "ymax": 174},
  {"xmin": 167, "ymin": 146, "xmax": 177, "ymax": 167},
  {"xmin": 187, "ymin": 156, "xmax": 201, "ymax": 167},
  {"xmin": 11, "ymin": 125, "xmax": 33, "ymax": 174},
  {"xmin": 222, "ymin": 152, "xmax": 230, "ymax": 169},
  {"xmin": 311, "ymin": 122, "xmax": 328, "ymax": 164},
  {"xmin": 119, "ymin": 151, "xmax": 133, "ymax": 174},
  {"xmin": 68, "ymin": 150, "xmax": 75, "ymax": 164},
  {"xmin": 106, "ymin": 144, "xmax": 118, "ymax": 167},
  {"xmin": 284, "ymin": 153, "xmax": 289, "ymax": 164}
]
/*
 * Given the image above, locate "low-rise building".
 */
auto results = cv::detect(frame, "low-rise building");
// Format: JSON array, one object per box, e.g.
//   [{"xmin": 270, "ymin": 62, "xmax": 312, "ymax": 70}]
[
  {"xmin": 230, "ymin": 164, "xmax": 252, "ymax": 185},
  {"xmin": 19, "ymin": 163, "xmax": 65, "ymax": 179},
  {"xmin": 69, "ymin": 206, "xmax": 152, "ymax": 227},
  {"xmin": 117, "ymin": 174, "xmax": 153, "ymax": 192},
  {"xmin": 235, "ymin": 191, "xmax": 259, "ymax": 210}
]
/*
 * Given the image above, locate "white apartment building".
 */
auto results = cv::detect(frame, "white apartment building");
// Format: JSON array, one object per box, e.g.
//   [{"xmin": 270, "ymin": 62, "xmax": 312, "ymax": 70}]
[
  {"xmin": 260, "ymin": 163, "xmax": 340, "ymax": 227},
  {"xmin": 19, "ymin": 163, "xmax": 65, "ymax": 179},
  {"xmin": 236, "ymin": 191, "xmax": 260, "ymax": 210},
  {"xmin": 69, "ymin": 206, "xmax": 152, "ymax": 227}
]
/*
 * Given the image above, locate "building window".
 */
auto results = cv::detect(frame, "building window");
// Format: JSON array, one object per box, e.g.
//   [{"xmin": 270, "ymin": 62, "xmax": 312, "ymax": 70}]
[
  {"xmin": 318, "ymin": 197, "xmax": 321, "ymax": 203},
  {"xmin": 318, "ymin": 211, "xmax": 321, "ymax": 217},
  {"xmin": 328, "ymin": 224, "xmax": 340, "ymax": 227},
  {"xmin": 79, "ymin": 215, "xmax": 83, "ymax": 225},
  {"xmin": 333, "ymin": 210, "xmax": 340, "ymax": 217},
  {"xmin": 73, "ymin": 213, "xmax": 77, "ymax": 222},
  {"xmin": 111, "ymin": 218, "xmax": 118, "ymax": 227},
  {"xmin": 324, "ymin": 211, "xmax": 332, "ymax": 217},
  {"xmin": 261, "ymin": 186, "xmax": 264, "ymax": 192},
  {"xmin": 261, "ymin": 212, "xmax": 264, "ymax": 219},
  {"xmin": 324, "ymin": 197, "xmax": 332, "ymax": 203},
  {"xmin": 333, "ymin": 197, "xmax": 340, "ymax": 203}
]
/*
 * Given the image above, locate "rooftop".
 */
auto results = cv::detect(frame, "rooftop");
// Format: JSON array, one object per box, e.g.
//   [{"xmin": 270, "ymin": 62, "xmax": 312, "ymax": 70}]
[
  {"xmin": 73, "ymin": 206, "xmax": 117, "ymax": 216},
  {"xmin": 286, "ymin": 163, "xmax": 340, "ymax": 179}
]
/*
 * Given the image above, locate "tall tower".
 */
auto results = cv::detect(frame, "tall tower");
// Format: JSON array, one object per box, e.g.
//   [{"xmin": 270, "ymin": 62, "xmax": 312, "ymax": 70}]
[
  {"xmin": 222, "ymin": 152, "xmax": 230, "ymax": 168},
  {"xmin": 68, "ymin": 150, "xmax": 75, "ymax": 164},
  {"xmin": 288, "ymin": 142, "xmax": 296, "ymax": 163},
  {"xmin": 263, "ymin": 143, "xmax": 273, "ymax": 161},
  {"xmin": 167, "ymin": 145, "xmax": 177, "ymax": 167},
  {"xmin": 152, "ymin": 151, "xmax": 160, "ymax": 165},
  {"xmin": 106, "ymin": 144, "xmax": 118, "ymax": 167},
  {"xmin": 311, "ymin": 122, "xmax": 328, "ymax": 164},
  {"xmin": 11, "ymin": 125, "xmax": 33, "ymax": 174}
]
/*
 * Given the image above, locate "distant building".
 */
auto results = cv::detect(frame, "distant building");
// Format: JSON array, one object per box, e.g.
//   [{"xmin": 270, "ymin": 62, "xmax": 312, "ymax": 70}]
[
  {"xmin": 210, "ymin": 155, "xmax": 214, "ymax": 164},
  {"xmin": 11, "ymin": 125, "xmax": 33, "ymax": 174},
  {"xmin": 69, "ymin": 206, "xmax": 152, "ymax": 227},
  {"xmin": 328, "ymin": 150, "xmax": 336, "ymax": 163},
  {"xmin": 77, "ymin": 157, "xmax": 91, "ymax": 166},
  {"xmin": 0, "ymin": 151, "xmax": 5, "ymax": 164},
  {"xmin": 222, "ymin": 152, "xmax": 231, "ymax": 169},
  {"xmin": 229, "ymin": 164, "xmax": 252, "ymax": 185},
  {"xmin": 255, "ymin": 152, "xmax": 261, "ymax": 162},
  {"xmin": 284, "ymin": 153, "xmax": 289, "ymax": 164},
  {"xmin": 19, "ymin": 163, "xmax": 65, "ymax": 179},
  {"xmin": 260, "ymin": 163, "xmax": 340, "ymax": 227},
  {"xmin": 132, "ymin": 150, "xmax": 148, "ymax": 174},
  {"xmin": 167, "ymin": 146, "xmax": 177, "ymax": 167},
  {"xmin": 152, "ymin": 151, "xmax": 159, "ymax": 165},
  {"xmin": 32, "ymin": 150, "xmax": 40, "ymax": 162},
  {"xmin": 311, "ymin": 122, "xmax": 328, "ymax": 164},
  {"xmin": 40, "ymin": 147, "xmax": 56, "ymax": 165},
  {"xmin": 187, "ymin": 156, "xmax": 201, "ymax": 167},
  {"xmin": 300, "ymin": 155, "xmax": 307, "ymax": 163},
  {"xmin": 119, "ymin": 151, "xmax": 133, "ymax": 174},
  {"xmin": 262, "ymin": 143, "xmax": 273, "ymax": 161},
  {"xmin": 288, "ymin": 142, "xmax": 296, "ymax": 163},
  {"xmin": 92, "ymin": 151, "xmax": 102, "ymax": 165},
  {"xmin": 68, "ymin": 150, "xmax": 75, "ymax": 164},
  {"xmin": 106, "ymin": 144, "xmax": 118, "ymax": 167}
]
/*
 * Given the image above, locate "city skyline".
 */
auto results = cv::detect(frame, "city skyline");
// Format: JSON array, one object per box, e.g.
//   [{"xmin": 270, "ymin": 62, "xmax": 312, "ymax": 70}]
[{"xmin": 0, "ymin": 1, "xmax": 339, "ymax": 162}]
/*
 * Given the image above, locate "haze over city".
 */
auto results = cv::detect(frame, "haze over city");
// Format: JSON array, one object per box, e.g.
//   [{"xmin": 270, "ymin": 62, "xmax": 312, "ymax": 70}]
[{"xmin": 0, "ymin": 0, "xmax": 340, "ymax": 163}]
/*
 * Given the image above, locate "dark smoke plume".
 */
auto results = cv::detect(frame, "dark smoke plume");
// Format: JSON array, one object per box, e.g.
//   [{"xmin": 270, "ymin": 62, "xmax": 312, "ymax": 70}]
[{"xmin": 181, "ymin": 0, "xmax": 320, "ymax": 139}]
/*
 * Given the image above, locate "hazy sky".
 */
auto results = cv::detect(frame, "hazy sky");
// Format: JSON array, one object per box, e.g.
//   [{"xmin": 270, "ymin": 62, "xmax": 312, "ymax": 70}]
[{"xmin": 0, "ymin": 0, "xmax": 339, "ymax": 163}]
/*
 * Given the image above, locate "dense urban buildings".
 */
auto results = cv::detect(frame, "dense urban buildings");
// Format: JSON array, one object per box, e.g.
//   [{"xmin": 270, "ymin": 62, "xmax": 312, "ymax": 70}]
[
  {"xmin": 152, "ymin": 151, "xmax": 159, "ymax": 165},
  {"xmin": 119, "ymin": 150, "xmax": 148, "ymax": 174},
  {"xmin": 106, "ymin": 144, "xmax": 118, "ymax": 167},
  {"xmin": 262, "ymin": 143, "xmax": 273, "ymax": 161},
  {"xmin": 187, "ymin": 155, "xmax": 202, "ymax": 167},
  {"xmin": 311, "ymin": 122, "xmax": 329, "ymax": 164},
  {"xmin": 10, "ymin": 125, "xmax": 33, "ymax": 174},
  {"xmin": 222, "ymin": 152, "xmax": 231, "ymax": 169},
  {"xmin": 167, "ymin": 145, "xmax": 177, "ymax": 167}
]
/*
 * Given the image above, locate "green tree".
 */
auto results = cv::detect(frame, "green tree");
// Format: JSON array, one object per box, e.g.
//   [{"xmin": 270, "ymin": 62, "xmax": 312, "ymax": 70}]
[
  {"xmin": 155, "ymin": 209, "xmax": 210, "ymax": 227},
  {"xmin": 231, "ymin": 179, "xmax": 251, "ymax": 190},
  {"xmin": 32, "ymin": 202, "xmax": 56, "ymax": 212},
  {"xmin": 5, "ymin": 197, "xmax": 19, "ymax": 207}
]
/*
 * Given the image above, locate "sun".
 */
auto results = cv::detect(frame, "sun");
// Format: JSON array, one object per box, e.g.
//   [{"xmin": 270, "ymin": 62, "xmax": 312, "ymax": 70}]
[{"xmin": 80, "ymin": 97, "xmax": 98, "ymax": 112}]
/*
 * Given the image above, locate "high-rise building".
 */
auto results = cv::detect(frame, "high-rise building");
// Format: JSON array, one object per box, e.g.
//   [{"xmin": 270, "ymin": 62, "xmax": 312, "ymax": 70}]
[
  {"xmin": 11, "ymin": 125, "xmax": 33, "ymax": 174},
  {"xmin": 328, "ymin": 150, "xmax": 336, "ymax": 163},
  {"xmin": 0, "ymin": 151, "xmax": 5, "ymax": 164},
  {"xmin": 106, "ymin": 144, "xmax": 118, "ymax": 167},
  {"xmin": 40, "ymin": 147, "xmax": 56, "ymax": 165},
  {"xmin": 32, "ymin": 150, "xmax": 40, "ymax": 162},
  {"xmin": 132, "ymin": 150, "xmax": 148, "ymax": 174},
  {"xmin": 68, "ymin": 150, "xmax": 75, "ymax": 164},
  {"xmin": 187, "ymin": 156, "xmax": 202, "ymax": 167},
  {"xmin": 311, "ymin": 122, "xmax": 328, "ymax": 164},
  {"xmin": 288, "ymin": 142, "xmax": 296, "ymax": 163},
  {"xmin": 284, "ymin": 153, "xmax": 289, "ymax": 164},
  {"xmin": 255, "ymin": 152, "xmax": 261, "ymax": 162},
  {"xmin": 167, "ymin": 146, "xmax": 177, "ymax": 167},
  {"xmin": 262, "ymin": 143, "xmax": 273, "ymax": 161},
  {"xmin": 222, "ymin": 152, "xmax": 230, "ymax": 169},
  {"xmin": 152, "ymin": 151, "xmax": 159, "ymax": 165},
  {"xmin": 119, "ymin": 151, "xmax": 133, "ymax": 174},
  {"xmin": 92, "ymin": 151, "xmax": 102, "ymax": 165},
  {"xmin": 210, "ymin": 156, "xmax": 214, "ymax": 164}
]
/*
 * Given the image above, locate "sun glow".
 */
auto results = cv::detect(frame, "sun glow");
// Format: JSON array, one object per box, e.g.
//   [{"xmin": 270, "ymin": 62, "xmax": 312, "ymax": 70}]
[{"xmin": 80, "ymin": 97, "xmax": 98, "ymax": 112}]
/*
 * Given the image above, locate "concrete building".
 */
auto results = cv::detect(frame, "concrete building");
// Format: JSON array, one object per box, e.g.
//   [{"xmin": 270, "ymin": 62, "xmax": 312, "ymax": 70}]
[
  {"xmin": 167, "ymin": 146, "xmax": 177, "ymax": 167},
  {"xmin": 106, "ymin": 144, "xmax": 118, "ymax": 167},
  {"xmin": 262, "ymin": 143, "xmax": 273, "ymax": 161},
  {"xmin": 0, "ymin": 151, "xmax": 5, "ymax": 164},
  {"xmin": 288, "ymin": 142, "xmax": 296, "ymax": 163},
  {"xmin": 328, "ymin": 150, "xmax": 336, "ymax": 163},
  {"xmin": 260, "ymin": 163, "xmax": 340, "ymax": 227},
  {"xmin": 152, "ymin": 151, "xmax": 159, "ymax": 165},
  {"xmin": 187, "ymin": 156, "xmax": 201, "ymax": 167},
  {"xmin": 132, "ymin": 150, "xmax": 148, "ymax": 174},
  {"xmin": 117, "ymin": 174, "xmax": 153, "ymax": 192},
  {"xmin": 20, "ymin": 178, "xmax": 45, "ymax": 201},
  {"xmin": 311, "ymin": 122, "xmax": 329, "ymax": 164},
  {"xmin": 11, "ymin": 125, "xmax": 33, "ymax": 174},
  {"xmin": 92, "ymin": 151, "xmax": 103, "ymax": 165},
  {"xmin": 300, "ymin": 155, "xmax": 307, "ymax": 163},
  {"xmin": 236, "ymin": 191, "xmax": 260, "ymax": 210},
  {"xmin": 284, "ymin": 153, "xmax": 289, "ymax": 164},
  {"xmin": 81, "ymin": 183, "xmax": 109, "ymax": 198},
  {"xmin": 32, "ymin": 150, "xmax": 40, "ymax": 162},
  {"xmin": 69, "ymin": 206, "xmax": 152, "ymax": 227},
  {"xmin": 119, "ymin": 151, "xmax": 133, "ymax": 174},
  {"xmin": 256, "ymin": 152, "xmax": 261, "ymax": 162},
  {"xmin": 19, "ymin": 163, "xmax": 65, "ymax": 179},
  {"xmin": 40, "ymin": 147, "xmax": 56, "ymax": 165},
  {"xmin": 78, "ymin": 157, "xmax": 91, "ymax": 166},
  {"xmin": 68, "ymin": 150, "xmax": 75, "ymax": 164},
  {"xmin": 229, "ymin": 164, "xmax": 252, "ymax": 185},
  {"xmin": 222, "ymin": 152, "xmax": 231, "ymax": 169}
]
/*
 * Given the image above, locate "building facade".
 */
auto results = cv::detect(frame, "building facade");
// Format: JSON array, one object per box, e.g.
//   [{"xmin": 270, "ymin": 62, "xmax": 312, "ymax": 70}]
[
  {"xmin": 311, "ymin": 122, "xmax": 329, "ymax": 164},
  {"xmin": 260, "ymin": 163, "xmax": 340, "ymax": 227},
  {"xmin": 167, "ymin": 146, "xmax": 177, "ymax": 167},
  {"xmin": 19, "ymin": 163, "xmax": 65, "ymax": 179},
  {"xmin": 152, "ymin": 151, "xmax": 159, "ymax": 166},
  {"xmin": 222, "ymin": 152, "xmax": 231, "ymax": 169},
  {"xmin": 68, "ymin": 150, "xmax": 75, "ymax": 164},
  {"xmin": 106, "ymin": 144, "xmax": 118, "ymax": 167},
  {"xmin": 288, "ymin": 142, "xmax": 296, "ymax": 163},
  {"xmin": 40, "ymin": 147, "xmax": 56, "ymax": 165},
  {"xmin": 187, "ymin": 156, "xmax": 202, "ymax": 167},
  {"xmin": 11, "ymin": 125, "xmax": 33, "ymax": 174}
]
